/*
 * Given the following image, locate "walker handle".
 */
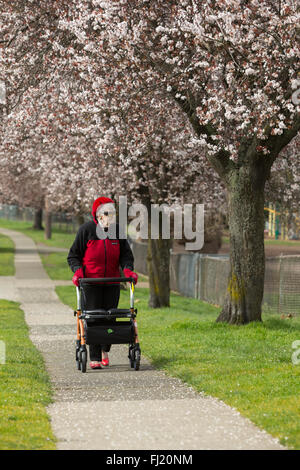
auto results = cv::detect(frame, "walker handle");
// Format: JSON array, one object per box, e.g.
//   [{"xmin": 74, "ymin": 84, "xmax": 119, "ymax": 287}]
[
  {"xmin": 79, "ymin": 277, "xmax": 134, "ymax": 284},
  {"xmin": 76, "ymin": 277, "xmax": 135, "ymax": 310},
  {"xmin": 76, "ymin": 286, "xmax": 80, "ymax": 310}
]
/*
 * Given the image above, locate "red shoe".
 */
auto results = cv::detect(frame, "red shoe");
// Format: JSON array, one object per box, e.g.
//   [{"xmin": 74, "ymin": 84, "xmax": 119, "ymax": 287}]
[
  {"xmin": 90, "ymin": 361, "xmax": 102, "ymax": 369},
  {"xmin": 101, "ymin": 357, "xmax": 109, "ymax": 367}
]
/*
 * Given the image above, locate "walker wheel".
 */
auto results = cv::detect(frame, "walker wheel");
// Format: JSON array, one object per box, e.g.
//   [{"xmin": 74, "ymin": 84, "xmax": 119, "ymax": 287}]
[
  {"xmin": 76, "ymin": 341, "xmax": 81, "ymax": 370},
  {"xmin": 134, "ymin": 348, "xmax": 141, "ymax": 371},
  {"xmin": 128, "ymin": 345, "xmax": 135, "ymax": 368},
  {"xmin": 129, "ymin": 344, "xmax": 141, "ymax": 371},
  {"xmin": 80, "ymin": 349, "xmax": 87, "ymax": 373}
]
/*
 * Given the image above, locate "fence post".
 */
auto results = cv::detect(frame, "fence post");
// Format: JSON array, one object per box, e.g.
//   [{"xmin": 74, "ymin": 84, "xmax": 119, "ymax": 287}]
[
  {"xmin": 279, "ymin": 253, "xmax": 283, "ymax": 314},
  {"xmin": 195, "ymin": 254, "xmax": 199, "ymax": 299},
  {"xmin": 198, "ymin": 254, "xmax": 205, "ymax": 301},
  {"xmin": 194, "ymin": 253, "xmax": 199, "ymax": 299}
]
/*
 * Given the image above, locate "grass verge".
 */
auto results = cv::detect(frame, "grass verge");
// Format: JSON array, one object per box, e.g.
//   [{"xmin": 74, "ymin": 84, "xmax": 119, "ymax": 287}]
[
  {"xmin": 222, "ymin": 235, "xmax": 300, "ymax": 247},
  {"xmin": 40, "ymin": 252, "xmax": 71, "ymax": 280},
  {"xmin": 56, "ymin": 285, "xmax": 300, "ymax": 450},
  {"xmin": 0, "ymin": 218, "xmax": 75, "ymax": 249},
  {"xmin": 0, "ymin": 233, "xmax": 15, "ymax": 276},
  {"xmin": 0, "ymin": 299, "xmax": 56, "ymax": 449}
]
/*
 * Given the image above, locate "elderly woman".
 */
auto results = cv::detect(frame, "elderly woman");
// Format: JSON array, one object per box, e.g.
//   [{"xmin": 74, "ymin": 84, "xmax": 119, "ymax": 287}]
[{"xmin": 67, "ymin": 196, "xmax": 138, "ymax": 369}]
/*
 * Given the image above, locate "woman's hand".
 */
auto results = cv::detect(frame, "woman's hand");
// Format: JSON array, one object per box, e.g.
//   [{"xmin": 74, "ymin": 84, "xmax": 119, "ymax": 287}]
[
  {"xmin": 123, "ymin": 268, "xmax": 138, "ymax": 285},
  {"xmin": 72, "ymin": 267, "xmax": 84, "ymax": 287}
]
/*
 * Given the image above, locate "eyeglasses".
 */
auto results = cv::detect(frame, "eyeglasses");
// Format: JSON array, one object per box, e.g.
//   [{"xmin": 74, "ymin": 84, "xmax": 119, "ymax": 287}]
[{"xmin": 97, "ymin": 211, "xmax": 115, "ymax": 219}]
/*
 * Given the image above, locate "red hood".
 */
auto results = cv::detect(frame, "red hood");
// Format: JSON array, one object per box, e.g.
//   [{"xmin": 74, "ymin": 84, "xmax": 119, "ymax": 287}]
[{"xmin": 92, "ymin": 197, "xmax": 115, "ymax": 224}]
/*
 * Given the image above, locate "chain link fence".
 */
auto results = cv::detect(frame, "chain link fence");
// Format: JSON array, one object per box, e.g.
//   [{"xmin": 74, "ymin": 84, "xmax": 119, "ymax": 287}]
[
  {"xmin": 264, "ymin": 256, "xmax": 300, "ymax": 315},
  {"xmin": 0, "ymin": 204, "xmax": 35, "ymax": 222},
  {"xmin": 0, "ymin": 203, "xmax": 82, "ymax": 233},
  {"xmin": 131, "ymin": 240, "xmax": 300, "ymax": 315}
]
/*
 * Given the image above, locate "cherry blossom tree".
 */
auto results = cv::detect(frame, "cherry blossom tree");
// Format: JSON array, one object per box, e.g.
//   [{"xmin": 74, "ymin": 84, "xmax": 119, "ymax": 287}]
[
  {"xmin": 0, "ymin": 79, "xmax": 109, "ymax": 234},
  {"xmin": 97, "ymin": 0, "xmax": 299, "ymax": 323},
  {"xmin": 96, "ymin": 87, "xmax": 224, "ymax": 307},
  {"xmin": 1, "ymin": 0, "xmax": 299, "ymax": 322},
  {"xmin": 0, "ymin": 1, "xmax": 223, "ymax": 307}
]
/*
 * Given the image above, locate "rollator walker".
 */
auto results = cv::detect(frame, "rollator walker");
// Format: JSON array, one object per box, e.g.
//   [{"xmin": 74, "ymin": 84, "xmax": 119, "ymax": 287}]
[{"xmin": 74, "ymin": 277, "xmax": 141, "ymax": 373}]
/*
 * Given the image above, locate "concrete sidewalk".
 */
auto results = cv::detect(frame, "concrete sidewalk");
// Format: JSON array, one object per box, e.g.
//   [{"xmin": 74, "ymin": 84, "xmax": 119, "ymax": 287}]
[{"xmin": 0, "ymin": 228, "xmax": 285, "ymax": 450}]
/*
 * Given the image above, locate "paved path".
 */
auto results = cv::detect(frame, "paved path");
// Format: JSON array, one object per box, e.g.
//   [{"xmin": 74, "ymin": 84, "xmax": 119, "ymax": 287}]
[{"xmin": 0, "ymin": 228, "xmax": 285, "ymax": 450}]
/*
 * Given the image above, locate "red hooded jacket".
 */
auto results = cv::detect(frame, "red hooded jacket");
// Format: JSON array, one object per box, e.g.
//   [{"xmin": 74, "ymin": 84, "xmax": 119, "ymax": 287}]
[{"xmin": 67, "ymin": 197, "xmax": 134, "ymax": 278}]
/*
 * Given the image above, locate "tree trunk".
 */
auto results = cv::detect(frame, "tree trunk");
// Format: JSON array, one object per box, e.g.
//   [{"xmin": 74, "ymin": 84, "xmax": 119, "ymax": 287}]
[
  {"xmin": 44, "ymin": 198, "xmax": 52, "ymax": 240},
  {"xmin": 177, "ymin": 89, "xmax": 300, "ymax": 324},
  {"xmin": 147, "ymin": 237, "xmax": 171, "ymax": 308},
  {"xmin": 44, "ymin": 212, "xmax": 52, "ymax": 239},
  {"xmin": 216, "ymin": 165, "xmax": 266, "ymax": 324},
  {"xmin": 76, "ymin": 214, "xmax": 85, "ymax": 226},
  {"xmin": 134, "ymin": 159, "xmax": 172, "ymax": 308},
  {"xmin": 32, "ymin": 208, "xmax": 43, "ymax": 230}
]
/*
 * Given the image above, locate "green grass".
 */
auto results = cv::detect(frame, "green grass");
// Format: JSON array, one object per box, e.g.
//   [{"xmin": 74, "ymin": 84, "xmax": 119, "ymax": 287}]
[
  {"xmin": 222, "ymin": 235, "xmax": 300, "ymax": 247},
  {"xmin": 0, "ymin": 299, "xmax": 56, "ymax": 449},
  {"xmin": 136, "ymin": 274, "xmax": 148, "ymax": 283},
  {"xmin": 0, "ymin": 233, "xmax": 15, "ymax": 276},
  {"xmin": 40, "ymin": 252, "xmax": 71, "ymax": 280},
  {"xmin": 56, "ymin": 285, "xmax": 300, "ymax": 449},
  {"xmin": 263, "ymin": 239, "xmax": 300, "ymax": 246},
  {"xmin": 0, "ymin": 218, "xmax": 76, "ymax": 249}
]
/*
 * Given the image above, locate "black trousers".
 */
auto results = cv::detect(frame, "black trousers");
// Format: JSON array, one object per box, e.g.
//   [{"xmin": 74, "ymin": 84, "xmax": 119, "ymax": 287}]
[{"xmin": 81, "ymin": 284, "xmax": 120, "ymax": 361}]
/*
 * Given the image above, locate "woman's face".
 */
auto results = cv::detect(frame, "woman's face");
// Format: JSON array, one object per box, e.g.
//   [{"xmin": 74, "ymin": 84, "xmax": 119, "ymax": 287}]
[
  {"xmin": 98, "ymin": 212, "xmax": 110, "ymax": 228},
  {"xmin": 97, "ymin": 204, "xmax": 115, "ymax": 228}
]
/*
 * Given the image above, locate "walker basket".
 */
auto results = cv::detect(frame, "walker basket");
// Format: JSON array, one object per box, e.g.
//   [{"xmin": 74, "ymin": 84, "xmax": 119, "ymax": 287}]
[{"xmin": 84, "ymin": 320, "xmax": 135, "ymax": 345}]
